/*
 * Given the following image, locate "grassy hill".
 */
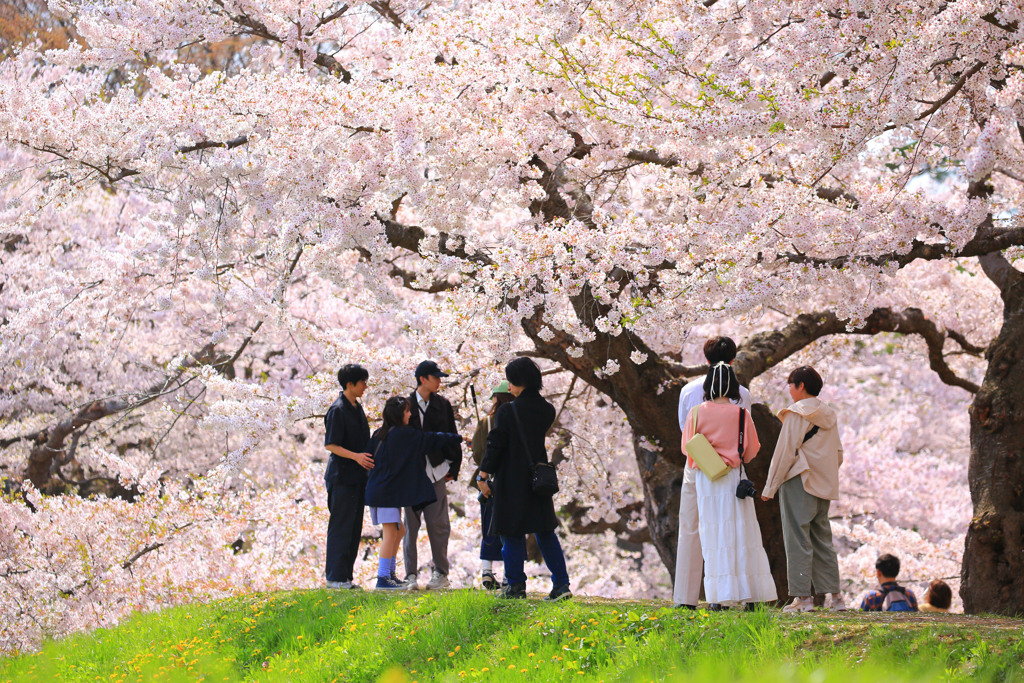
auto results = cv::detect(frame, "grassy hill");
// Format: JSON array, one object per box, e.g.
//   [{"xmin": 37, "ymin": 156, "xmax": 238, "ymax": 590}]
[{"xmin": 2, "ymin": 589, "xmax": 1022, "ymax": 682}]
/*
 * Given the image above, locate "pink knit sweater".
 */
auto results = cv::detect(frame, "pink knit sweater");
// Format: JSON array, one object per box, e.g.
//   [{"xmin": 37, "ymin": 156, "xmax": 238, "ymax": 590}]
[{"xmin": 681, "ymin": 400, "xmax": 760, "ymax": 469}]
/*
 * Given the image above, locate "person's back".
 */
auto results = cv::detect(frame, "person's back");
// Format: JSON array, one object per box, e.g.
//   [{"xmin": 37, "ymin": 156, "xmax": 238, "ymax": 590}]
[
  {"xmin": 686, "ymin": 400, "xmax": 760, "ymax": 468},
  {"xmin": 860, "ymin": 553, "xmax": 919, "ymax": 612}
]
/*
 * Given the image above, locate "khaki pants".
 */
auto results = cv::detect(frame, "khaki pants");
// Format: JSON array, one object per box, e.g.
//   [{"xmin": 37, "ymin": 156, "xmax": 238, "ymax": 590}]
[
  {"xmin": 672, "ymin": 466, "xmax": 703, "ymax": 606},
  {"xmin": 403, "ymin": 479, "xmax": 451, "ymax": 576},
  {"xmin": 779, "ymin": 475, "xmax": 840, "ymax": 596}
]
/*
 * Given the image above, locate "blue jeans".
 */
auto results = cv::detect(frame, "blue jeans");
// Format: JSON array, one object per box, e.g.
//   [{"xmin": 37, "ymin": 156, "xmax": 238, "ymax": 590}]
[
  {"xmin": 479, "ymin": 497, "xmax": 503, "ymax": 561},
  {"xmin": 500, "ymin": 530, "xmax": 569, "ymax": 588}
]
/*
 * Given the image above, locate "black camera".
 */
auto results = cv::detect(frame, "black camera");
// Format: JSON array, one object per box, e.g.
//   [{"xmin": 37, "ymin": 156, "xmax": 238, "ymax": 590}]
[{"xmin": 736, "ymin": 478, "xmax": 757, "ymax": 499}]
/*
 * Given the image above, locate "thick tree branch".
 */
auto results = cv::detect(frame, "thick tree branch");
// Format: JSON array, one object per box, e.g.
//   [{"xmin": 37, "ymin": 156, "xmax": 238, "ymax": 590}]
[
  {"xmin": 979, "ymin": 251, "xmax": 1023, "ymax": 297},
  {"xmin": 23, "ymin": 344, "xmax": 224, "ymax": 489},
  {"xmin": 210, "ymin": 0, "xmax": 352, "ymax": 80},
  {"xmin": 379, "ymin": 216, "xmax": 495, "ymax": 266},
  {"xmin": 735, "ymin": 308, "xmax": 981, "ymax": 393},
  {"xmin": 779, "ymin": 224, "xmax": 1024, "ymax": 270},
  {"xmin": 883, "ymin": 60, "xmax": 986, "ymax": 131}
]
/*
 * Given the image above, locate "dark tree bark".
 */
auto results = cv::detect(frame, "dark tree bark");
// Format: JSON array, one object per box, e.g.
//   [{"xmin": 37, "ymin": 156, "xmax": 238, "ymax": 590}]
[{"xmin": 962, "ymin": 251, "xmax": 1024, "ymax": 615}]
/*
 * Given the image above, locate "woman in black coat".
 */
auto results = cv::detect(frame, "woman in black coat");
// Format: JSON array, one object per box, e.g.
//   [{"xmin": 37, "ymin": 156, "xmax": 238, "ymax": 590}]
[{"xmin": 478, "ymin": 357, "xmax": 572, "ymax": 601}]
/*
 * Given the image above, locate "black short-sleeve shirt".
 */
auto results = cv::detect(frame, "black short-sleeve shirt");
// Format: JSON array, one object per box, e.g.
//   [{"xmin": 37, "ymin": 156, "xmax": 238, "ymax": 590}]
[{"xmin": 324, "ymin": 393, "xmax": 371, "ymax": 486}]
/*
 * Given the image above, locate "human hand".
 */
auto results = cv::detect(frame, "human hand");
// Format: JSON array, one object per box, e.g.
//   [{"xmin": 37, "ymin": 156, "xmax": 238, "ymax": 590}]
[
  {"xmin": 478, "ymin": 480, "xmax": 492, "ymax": 498},
  {"xmin": 760, "ymin": 495, "xmax": 770, "ymax": 502},
  {"xmin": 445, "ymin": 474, "xmax": 454, "ymax": 482},
  {"xmin": 355, "ymin": 452, "xmax": 374, "ymax": 470}
]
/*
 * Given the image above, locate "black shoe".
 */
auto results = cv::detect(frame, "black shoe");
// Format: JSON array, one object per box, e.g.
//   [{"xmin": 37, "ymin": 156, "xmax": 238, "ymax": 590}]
[
  {"xmin": 545, "ymin": 584, "xmax": 572, "ymax": 602},
  {"xmin": 708, "ymin": 603, "xmax": 729, "ymax": 612},
  {"xmin": 481, "ymin": 570, "xmax": 500, "ymax": 591},
  {"xmin": 744, "ymin": 602, "xmax": 759, "ymax": 612},
  {"xmin": 498, "ymin": 582, "xmax": 526, "ymax": 600},
  {"xmin": 674, "ymin": 603, "xmax": 697, "ymax": 610}
]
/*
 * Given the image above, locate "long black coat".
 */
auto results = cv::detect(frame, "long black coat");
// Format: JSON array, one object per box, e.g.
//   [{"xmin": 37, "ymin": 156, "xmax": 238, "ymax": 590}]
[{"xmin": 479, "ymin": 390, "xmax": 558, "ymax": 536}]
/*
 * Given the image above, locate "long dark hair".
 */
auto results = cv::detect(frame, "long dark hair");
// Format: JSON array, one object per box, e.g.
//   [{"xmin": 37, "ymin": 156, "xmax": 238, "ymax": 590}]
[
  {"xmin": 378, "ymin": 396, "xmax": 409, "ymax": 442},
  {"xmin": 488, "ymin": 393, "xmax": 514, "ymax": 416},
  {"xmin": 703, "ymin": 362, "xmax": 741, "ymax": 401}
]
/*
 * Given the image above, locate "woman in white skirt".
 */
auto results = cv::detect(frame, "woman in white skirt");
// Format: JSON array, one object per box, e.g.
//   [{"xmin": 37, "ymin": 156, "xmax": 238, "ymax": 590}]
[{"xmin": 681, "ymin": 362, "xmax": 777, "ymax": 608}]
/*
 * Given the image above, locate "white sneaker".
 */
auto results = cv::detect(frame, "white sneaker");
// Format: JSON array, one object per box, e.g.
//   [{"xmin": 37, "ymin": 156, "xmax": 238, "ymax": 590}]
[
  {"xmin": 826, "ymin": 593, "xmax": 849, "ymax": 611},
  {"xmin": 425, "ymin": 570, "xmax": 450, "ymax": 590},
  {"xmin": 405, "ymin": 573, "xmax": 419, "ymax": 591},
  {"xmin": 782, "ymin": 596, "xmax": 815, "ymax": 613}
]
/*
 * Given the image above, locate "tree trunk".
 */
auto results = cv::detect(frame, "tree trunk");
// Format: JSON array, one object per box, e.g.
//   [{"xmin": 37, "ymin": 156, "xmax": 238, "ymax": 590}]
[
  {"xmin": 962, "ymin": 255, "xmax": 1024, "ymax": 614},
  {"xmin": 746, "ymin": 404, "xmax": 788, "ymax": 603}
]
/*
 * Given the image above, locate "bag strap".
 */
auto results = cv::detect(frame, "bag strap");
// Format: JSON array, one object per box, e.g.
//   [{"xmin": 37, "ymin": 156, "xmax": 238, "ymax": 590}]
[
  {"xmin": 737, "ymin": 407, "xmax": 746, "ymax": 476},
  {"xmin": 802, "ymin": 425, "xmax": 819, "ymax": 444},
  {"xmin": 509, "ymin": 402, "xmax": 538, "ymax": 469}
]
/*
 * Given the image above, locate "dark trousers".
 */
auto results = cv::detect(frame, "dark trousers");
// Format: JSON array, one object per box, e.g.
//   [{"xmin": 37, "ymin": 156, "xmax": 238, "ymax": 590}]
[
  {"xmin": 325, "ymin": 480, "xmax": 365, "ymax": 583},
  {"xmin": 479, "ymin": 497, "xmax": 503, "ymax": 562},
  {"xmin": 500, "ymin": 530, "xmax": 569, "ymax": 588}
]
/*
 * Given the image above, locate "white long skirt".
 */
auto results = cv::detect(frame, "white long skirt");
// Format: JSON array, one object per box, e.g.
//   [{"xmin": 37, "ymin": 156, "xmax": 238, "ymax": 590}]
[{"xmin": 696, "ymin": 467, "xmax": 778, "ymax": 605}]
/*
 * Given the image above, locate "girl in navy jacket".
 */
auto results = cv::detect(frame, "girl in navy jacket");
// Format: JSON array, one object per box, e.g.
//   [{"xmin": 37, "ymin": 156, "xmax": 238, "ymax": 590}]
[{"xmin": 366, "ymin": 396, "xmax": 463, "ymax": 590}]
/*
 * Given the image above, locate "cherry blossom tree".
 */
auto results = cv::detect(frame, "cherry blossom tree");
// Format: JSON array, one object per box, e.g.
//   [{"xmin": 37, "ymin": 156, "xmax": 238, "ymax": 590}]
[{"xmin": 1, "ymin": 0, "xmax": 1022, "ymax": 650}]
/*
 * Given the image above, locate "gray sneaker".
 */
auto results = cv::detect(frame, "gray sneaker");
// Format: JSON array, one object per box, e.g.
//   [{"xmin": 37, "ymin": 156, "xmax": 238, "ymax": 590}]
[
  {"xmin": 326, "ymin": 580, "xmax": 361, "ymax": 590},
  {"xmin": 405, "ymin": 572, "xmax": 419, "ymax": 591},
  {"xmin": 425, "ymin": 569, "xmax": 450, "ymax": 590}
]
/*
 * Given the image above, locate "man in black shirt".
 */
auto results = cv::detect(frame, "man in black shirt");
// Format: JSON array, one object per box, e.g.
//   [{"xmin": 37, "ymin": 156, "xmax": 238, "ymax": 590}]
[
  {"xmin": 324, "ymin": 363, "xmax": 373, "ymax": 589},
  {"xmin": 403, "ymin": 360, "xmax": 463, "ymax": 590}
]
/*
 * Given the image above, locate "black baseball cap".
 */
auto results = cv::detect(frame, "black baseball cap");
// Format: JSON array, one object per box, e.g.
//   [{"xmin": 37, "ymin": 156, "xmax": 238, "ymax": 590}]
[{"xmin": 415, "ymin": 360, "xmax": 449, "ymax": 379}]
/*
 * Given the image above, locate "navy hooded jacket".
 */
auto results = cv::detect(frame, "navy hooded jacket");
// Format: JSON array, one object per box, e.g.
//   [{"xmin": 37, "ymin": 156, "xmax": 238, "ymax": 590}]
[{"xmin": 365, "ymin": 426, "xmax": 462, "ymax": 511}]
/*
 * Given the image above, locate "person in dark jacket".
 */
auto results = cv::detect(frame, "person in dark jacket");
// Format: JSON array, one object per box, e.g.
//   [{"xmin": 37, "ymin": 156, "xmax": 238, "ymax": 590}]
[
  {"xmin": 469, "ymin": 380, "xmax": 514, "ymax": 589},
  {"xmin": 366, "ymin": 396, "xmax": 463, "ymax": 590},
  {"xmin": 403, "ymin": 360, "xmax": 464, "ymax": 590},
  {"xmin": 323, "ymin": 364, "xmax": 374, "ymax": 590},
  {"xmin": 478, "ymin": 357, "xmax": 572, "ymax": 601}
]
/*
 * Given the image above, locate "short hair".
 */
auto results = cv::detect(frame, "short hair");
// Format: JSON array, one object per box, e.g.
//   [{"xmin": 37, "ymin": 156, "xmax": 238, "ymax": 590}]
[
  {"xmin": 787, "ymin": 365, "xmax": 823, "ymax": 396},
  {"xmin": 925, "ymin": 580, "xmax": 952, "ymax": 609},
  {"xmin": 505, "ymin": 357, "xmax": 543, "ymax": 392},
  {"xmin": 703, "ymin": 363, "xmax": 741, "ymax": 401},
  {"xmin": 337, "ymin": 364, "xmax": 369, "ymax": 389},
  {"xmin": 703, "ymin": 336, "xmax": 738, "ymax": 364},
  {"xmin": 876, "ymin": 553, "xmax": 901, "ymax": 578}
]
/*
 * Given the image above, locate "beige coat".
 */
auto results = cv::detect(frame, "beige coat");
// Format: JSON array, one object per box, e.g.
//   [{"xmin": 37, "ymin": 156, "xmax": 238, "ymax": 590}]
[{"xmin": 763, "ymin": 397, "xmax": 843, "ymax": 500}]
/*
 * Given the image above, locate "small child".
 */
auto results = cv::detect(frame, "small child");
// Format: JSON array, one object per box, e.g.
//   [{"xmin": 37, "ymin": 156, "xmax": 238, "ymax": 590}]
[{"xmin": 366, "ymin": 396, "xmax": 463, "ymax": 590}]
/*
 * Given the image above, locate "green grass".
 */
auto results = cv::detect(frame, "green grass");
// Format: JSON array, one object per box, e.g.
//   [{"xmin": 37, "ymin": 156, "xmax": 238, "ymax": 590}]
[{"xmin": 2, "ymin": 590, "xmax": 1023, "ymax": 682}]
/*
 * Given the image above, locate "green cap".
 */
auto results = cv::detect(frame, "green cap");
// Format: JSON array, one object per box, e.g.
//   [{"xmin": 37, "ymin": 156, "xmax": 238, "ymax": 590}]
[{"xmin": 490, "ymin": 380, "xmax": 511, "ymax": 398}]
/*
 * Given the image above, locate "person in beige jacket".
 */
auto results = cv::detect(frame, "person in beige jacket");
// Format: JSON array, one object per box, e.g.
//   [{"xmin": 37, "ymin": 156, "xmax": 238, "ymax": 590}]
[{"xmin": 761, "ymin": 366, "xmax": 847, "ymax": 613}]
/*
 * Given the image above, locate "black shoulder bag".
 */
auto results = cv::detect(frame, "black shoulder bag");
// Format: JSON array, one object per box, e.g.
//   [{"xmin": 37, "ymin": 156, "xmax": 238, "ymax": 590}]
[{"xmin": 510, "ymin": 403, "xmax": 559, "ymax": 497}]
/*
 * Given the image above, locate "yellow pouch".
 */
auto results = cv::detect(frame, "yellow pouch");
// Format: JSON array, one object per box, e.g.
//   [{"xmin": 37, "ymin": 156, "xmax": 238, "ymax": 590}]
[{"xmin": 685, "ymin": 405, "xmax": 730, "ymax": 481}]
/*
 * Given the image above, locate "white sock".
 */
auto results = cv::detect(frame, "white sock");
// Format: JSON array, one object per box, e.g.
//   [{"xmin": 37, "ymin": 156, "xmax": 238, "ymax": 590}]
[{"xmin": 481, "ymin": 560, "xmax": 493, "ymax": 573}]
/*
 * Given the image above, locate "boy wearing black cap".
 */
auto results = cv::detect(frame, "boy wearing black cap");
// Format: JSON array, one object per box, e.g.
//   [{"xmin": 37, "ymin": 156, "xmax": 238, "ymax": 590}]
[{"xmin": 403, "ymin": 360, "xmax": 463, "ymax": 590}]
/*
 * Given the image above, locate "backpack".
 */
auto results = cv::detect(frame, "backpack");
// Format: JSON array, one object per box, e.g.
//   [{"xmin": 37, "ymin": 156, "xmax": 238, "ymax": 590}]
[{"xmin": 881, "ymin": 585, "xmax": 914, "ymax": 612}]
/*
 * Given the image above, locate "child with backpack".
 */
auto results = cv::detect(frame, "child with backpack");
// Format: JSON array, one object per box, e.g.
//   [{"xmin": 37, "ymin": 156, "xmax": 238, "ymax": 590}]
[
  {"xmin": 365, "ymin": 396, "xmax": 464, "ymax": 590},
  {"xmin": 859, "ymin": 553, "xmax": 919, "ymax": 612}
]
